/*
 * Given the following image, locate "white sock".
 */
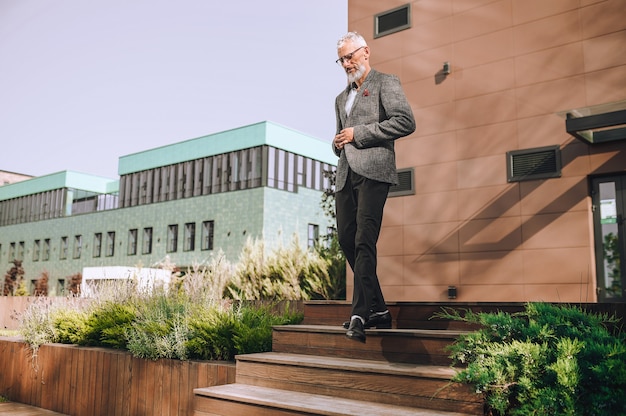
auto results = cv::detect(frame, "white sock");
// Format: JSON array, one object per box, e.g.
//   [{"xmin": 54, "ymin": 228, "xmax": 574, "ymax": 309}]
[{"xmin": 351, "ymin": 315, "xmax": 365, "ymax": 324}]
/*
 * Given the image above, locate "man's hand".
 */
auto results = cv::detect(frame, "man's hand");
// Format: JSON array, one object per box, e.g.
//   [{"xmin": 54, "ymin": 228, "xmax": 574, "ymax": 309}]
[{"xmin": 333, "ymin": 127, "xmax": 354, "ymax": 150}]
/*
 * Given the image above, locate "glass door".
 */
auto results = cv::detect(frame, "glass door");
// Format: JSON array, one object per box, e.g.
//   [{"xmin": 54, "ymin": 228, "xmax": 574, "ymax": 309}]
[{"xmin": 592, "ymin": 175, "xmax": 626, "ymax": 302}]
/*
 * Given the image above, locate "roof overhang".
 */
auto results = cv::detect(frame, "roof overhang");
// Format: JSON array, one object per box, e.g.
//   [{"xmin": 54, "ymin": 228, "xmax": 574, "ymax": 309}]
[{"xmin": 559, "ymin": 100, "xmax": 626, "ymax": 144}]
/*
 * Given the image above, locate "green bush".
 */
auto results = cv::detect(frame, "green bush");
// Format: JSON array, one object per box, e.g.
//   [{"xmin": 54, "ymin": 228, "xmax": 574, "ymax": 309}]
[
  {"xmin": 225, "ymin": 237, "xmax": 330, "ymax": 300},
  {"xmin": 18, "ymin": 284, "xmax": 304, "ymax": 361},
  {"xmin": 440, "ymin": 303, "xmax": 626, "ymax": 415},
  {"xmin": 125, "ymin": 294, "xmax": 190, "ymax": 360},
  {"xmin": 186, "ymin": 302, "xmax": 303, "ymax": 361},
  {"xmin": 18, "ymin": 297, "xmax": 56, "ymax": 354},
  {"xmin": 233, "ymin": 303, "xmax": 303, "ymax": 355},
  {"xmin": 51, "ymin": 308, "xmax": 88, "ymax": 344},
  {"xmin": 16, "ymin": 234, "xmax": 327, "ymax": 361},
  {"xmin": 79, "ymin": 301, "xmax": 137, "ymax": 349},
  {"xmin": 312, "ymin": 234, "xmax": 346, "ymax": 300},
  {"xmin": 186, "ymin": 306, "xmax": 239, "ymax": 361}
]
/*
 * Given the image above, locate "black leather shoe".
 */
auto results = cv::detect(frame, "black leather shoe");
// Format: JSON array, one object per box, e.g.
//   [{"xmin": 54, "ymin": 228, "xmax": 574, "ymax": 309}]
[
  {"xmin": 342, "ymin": 310, "xmax": 392, "ymax": 329},
  {"xmin": 346, "ymin": 318, "xmax": 366, "ymax": 343}
]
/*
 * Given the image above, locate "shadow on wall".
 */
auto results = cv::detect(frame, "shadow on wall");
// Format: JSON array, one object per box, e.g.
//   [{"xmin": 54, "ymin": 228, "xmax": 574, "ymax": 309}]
[{"xmin": 411, "ymin": 138, "xmax": 626, "ymax": 281}]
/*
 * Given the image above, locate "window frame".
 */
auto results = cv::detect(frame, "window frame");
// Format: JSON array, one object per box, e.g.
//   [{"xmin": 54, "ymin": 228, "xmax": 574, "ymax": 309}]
[
  {"xmin": 93, "ymin": 233, "xmax": 102, "ymax": 258},
  {"xmin": 374, "ymin": 4, "xmax": 411, "ymax": 38},
  {"xmin": 184, "ymin": 222, "xmax": 196, "ymax": 252},
  {"xmin": 142, "ymin": 227, "xmax": 153, "ymax": 254},
  {"xmin": 128, "ymin": 229, "xmax": 138, "ymax": 255},
  {"xmin": 73, "ymin": 235, "xmax": 82, "ymax": 259},
  {"xmin": 60, "ymin": 237, "xmax": 68, "ymax": 260},
  {"xmin": 167, "ymin": 224, "xmax": 179, "ymax": 253},
  {"xmin": 201, "ymin": 220, "xmax": 215, "ymax": 251},
  {"xmin": 106, "ymin": 232, "xmax": 116, "ymax": 257}
]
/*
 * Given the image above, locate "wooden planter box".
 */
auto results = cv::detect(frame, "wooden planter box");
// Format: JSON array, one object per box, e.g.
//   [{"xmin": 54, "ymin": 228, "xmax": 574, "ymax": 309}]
[{"xmin": 0, "ymin": 337, "xmax": 235, "ymax": 416}]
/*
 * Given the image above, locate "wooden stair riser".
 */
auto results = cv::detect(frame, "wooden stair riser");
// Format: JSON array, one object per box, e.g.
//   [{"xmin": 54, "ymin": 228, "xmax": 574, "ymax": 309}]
[
  {"xmin": 235, "ymin": 360, "xmax": 483, "ymax": 414},
  {"xmin": 272, "ymin": 329, "xmax": 457, "ymax": 366},
  {"xmin": 194, "ymin": 396, "xmax": 304, "ymax": 416},
  {"xmin": 302, "ymin": 302, "xmax": 527, "ymax": 330}
]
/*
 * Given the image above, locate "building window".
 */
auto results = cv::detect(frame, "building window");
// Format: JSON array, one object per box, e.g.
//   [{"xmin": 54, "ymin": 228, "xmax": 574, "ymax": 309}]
[
  {"xmin": 308, "ymin": 224, "xmax": 319, "ymax": 249},
  {"xmin": 142, "ymin": 227, "xmax": 153, "ymax": 254},
  {"xmin": 57, "ymin": 279, "xmax": 65, "ymax": 296},
  {"xmin": 9, "ymin": 243, "xmax": 15, "ymax": 261},
  {"xmin": 17, "ymin": 241, "xmax": 24, "ymax": 261},
  {"xmin": 33, "ymin": 240, "xmax": 41, "ymax": 262},
  {"xmin": 167, "ymin": 224, "xmax": 178, "ymax": 252},
  {"xmin": 128, "ymin": 229, "xmax": 138, "ymax": 255},
  {"xmin": 93, "ymin": 233, "xmax": 102, "ymax": 258},
  {"xmin": 264, "ymin": 146, "xmax": 332, "ymax": 193},
  {"xmin": 201, "ymin": 220, "xmax": 214, "ymax": 251},
  {"xmin": 43, "ymin": 239, "xmax": 50, "ymax": 261},
  {"xmin": 73, "ymin": 235, "xmax": 82, "ymax": 259},
  {"xmin": 106, "ymin": 232, "xmax": 115, "ymax": 257},
  {"xmin": 60, "ymin": 237, "xmax": 68, "ymax": 260},
  {"xmin": 374, "ymin": 4, "xmax": 411, "ymax": 38},
  {"xmin": 184, "ymin": 222, "xmax": 195, "ymax": 252}
]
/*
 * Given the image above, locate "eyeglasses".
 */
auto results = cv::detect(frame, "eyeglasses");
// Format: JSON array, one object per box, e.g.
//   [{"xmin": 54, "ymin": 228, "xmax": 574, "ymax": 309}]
[{"xmin": 336, "ymin": 46, "xmax": 365, "ymax": 65}]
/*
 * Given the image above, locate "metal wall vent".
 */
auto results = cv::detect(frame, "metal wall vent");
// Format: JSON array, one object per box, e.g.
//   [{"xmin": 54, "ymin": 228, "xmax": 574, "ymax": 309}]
[
  {"xmin": 507, "ymin": 145, "xmax": 561, "ymax": 182},
  {"xmin": 375, "ymin": 4, "xmax": 411, "ymax": 38},
  {"xmin": 389, "ymin": 168, "xmax": 414, "ymax": 197}
]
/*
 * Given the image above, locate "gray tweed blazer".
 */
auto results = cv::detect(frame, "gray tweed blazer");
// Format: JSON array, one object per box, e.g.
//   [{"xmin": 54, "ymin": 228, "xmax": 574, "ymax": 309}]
[{"xmin": 333, "ymin": 69, "xmax": 415, "ymax": 192}]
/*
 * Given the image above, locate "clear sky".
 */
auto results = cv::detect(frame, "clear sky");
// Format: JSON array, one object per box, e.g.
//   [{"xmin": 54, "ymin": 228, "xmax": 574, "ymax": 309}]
[{"xmin": 0, "ymin": 1, "xmax": 348, "ymax": 179}]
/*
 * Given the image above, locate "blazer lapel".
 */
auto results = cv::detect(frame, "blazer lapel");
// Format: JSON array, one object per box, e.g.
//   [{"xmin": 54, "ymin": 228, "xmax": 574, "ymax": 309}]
[
  {"xmin": 337, "ymin": 84, "xmax": 351, "ymax": 127},
  {"xmin": 344, "ymin": 71, "xmax": 378, "ymax": 125}
]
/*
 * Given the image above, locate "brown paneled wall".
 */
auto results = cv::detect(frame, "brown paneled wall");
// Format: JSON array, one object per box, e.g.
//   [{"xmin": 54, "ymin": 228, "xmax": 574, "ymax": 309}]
[
  {"xmin": 345, "ymin": 0, "xmax": 626, "ymax": 302},
  {"xmin": 0, "ymin": 338, "xmax": 235, "ymax": 416}
]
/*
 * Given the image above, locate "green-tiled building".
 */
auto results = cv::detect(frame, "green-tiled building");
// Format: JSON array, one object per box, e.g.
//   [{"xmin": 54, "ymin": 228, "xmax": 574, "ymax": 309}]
[{"xmin": 0, "ymin": 122, "xmax": 336, "ymax": 295}]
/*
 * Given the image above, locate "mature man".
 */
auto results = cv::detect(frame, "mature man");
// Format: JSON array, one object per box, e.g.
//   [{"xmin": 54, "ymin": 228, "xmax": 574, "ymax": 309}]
[{"xmin": 333, "ymin": 32, "xmax": 415, "ymax": 343}]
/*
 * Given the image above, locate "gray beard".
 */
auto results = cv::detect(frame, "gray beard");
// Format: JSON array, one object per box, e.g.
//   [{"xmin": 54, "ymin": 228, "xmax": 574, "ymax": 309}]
[{"xmin": 347, "ymin": 64, "xmax": 365, "ymax": 84}]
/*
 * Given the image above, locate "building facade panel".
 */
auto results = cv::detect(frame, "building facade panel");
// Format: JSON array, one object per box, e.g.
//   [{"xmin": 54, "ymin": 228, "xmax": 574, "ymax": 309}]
[{"xmin": 349, "ymin": 0, "xmax": 626, "ymax": 302}]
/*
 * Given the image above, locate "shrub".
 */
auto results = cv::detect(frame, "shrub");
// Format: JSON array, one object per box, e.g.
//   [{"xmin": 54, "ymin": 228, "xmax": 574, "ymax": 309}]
[
  {"xmin": 17, "ymin": 279, "xmax": 304, "ymax": 362},
  {"xmin": 312, "ymin": 233, "xmax": 346, "ymax": 300},
  {"xmin": 15, "ymin": 234, "xmax": 326, "ymax": 361},
  {"xmin": 66, "ymin": 273, "xmax": 82, "ymax": 295},
  {"xmin": 186, "ymin": 301, "xmax": 303, "ymax": 361},
  {"xmin": 51, "ymin": 307, "xmax": 88, "ymax": 344},
  {"xmin": 3, "ymin": 260, "xmax": 25, "ymax": 296},
  {"xmin": 79, "ymin": 301, "xmax": 137, "ymax": 349},
  {"xmin": 233, "ymin": 302, "xmax": 303, "ymax": 355},
  {"xmin": 18, "ymin": 297, "xmax": 56, "ymax": 355},
  {"xmin": 440, "ymin": 303, "xmax": 626, "ymax": 415},
  {"xmin": 170, "ymin": 252, "xmax": 233, "ymax": 303},
  {"xmin": 33, "ymin": 271, "xmax": 49, "ymax": 296},
  {"xmin": 186, "ymin": 306, "xmax": 239, "ymax": 361},
  {"xmin": 226, "ymin": 236, "xmax": 329, "ymax": 300},
  {"xmin": 125, "ymin": 293, "xmax": 191, "ymax": 360}
]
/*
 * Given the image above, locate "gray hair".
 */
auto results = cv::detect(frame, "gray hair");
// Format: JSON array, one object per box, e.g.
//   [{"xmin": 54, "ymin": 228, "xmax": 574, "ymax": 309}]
[{"xmin": 337, "ymin": 32, "xmax": 367, "ymax": 49}]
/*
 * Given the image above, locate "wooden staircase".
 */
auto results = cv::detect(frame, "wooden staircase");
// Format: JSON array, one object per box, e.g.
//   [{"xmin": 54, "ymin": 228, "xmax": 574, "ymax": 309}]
[{"xmin": 193, "ymin": 302, "xmax": 523, "ymax": 415}]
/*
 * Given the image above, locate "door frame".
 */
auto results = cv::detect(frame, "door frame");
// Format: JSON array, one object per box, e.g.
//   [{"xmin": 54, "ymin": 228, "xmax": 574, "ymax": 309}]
[{"xmin": 591, "ymin": 174, "xmax": 626, "ymax": 303}]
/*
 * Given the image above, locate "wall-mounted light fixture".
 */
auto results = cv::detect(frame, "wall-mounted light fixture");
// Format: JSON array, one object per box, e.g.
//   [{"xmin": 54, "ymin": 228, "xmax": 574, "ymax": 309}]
[
  {"xmin": 442, "ymin": 62, "xmax": 451, "ymax": 75},
  {"xmin": 447, "ymin": 285, "xmax": 457, "ymax": 299}
]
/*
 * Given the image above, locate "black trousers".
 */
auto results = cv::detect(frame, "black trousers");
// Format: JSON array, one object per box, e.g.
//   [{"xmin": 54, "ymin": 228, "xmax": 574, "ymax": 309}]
[{"xmin": 336, "ymin": 169, "xmax": 389, "ymax": 320}]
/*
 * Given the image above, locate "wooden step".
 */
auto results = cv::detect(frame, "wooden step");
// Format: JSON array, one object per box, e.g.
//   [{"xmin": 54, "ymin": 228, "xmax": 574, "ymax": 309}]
[
  {"xmin": 233, "ymin": 352, "xmax": 482, "ymax": 414},
  {"xmin": 194, "ymin": 384, "xmax": 478, "ymax": 416},
  {"xmin": 272, "ymin": 324, "xmax": 467, "ymax": 366},
  {"xmin": 302, "ymin": 301, "xmax": 526, "ymax": 330}
]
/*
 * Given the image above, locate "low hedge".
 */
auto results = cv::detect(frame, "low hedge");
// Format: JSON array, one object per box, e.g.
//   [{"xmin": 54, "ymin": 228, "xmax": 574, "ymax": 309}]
[{"xmin": 440, "ymin": 302, "xmax": 626, "ymax": 415}]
